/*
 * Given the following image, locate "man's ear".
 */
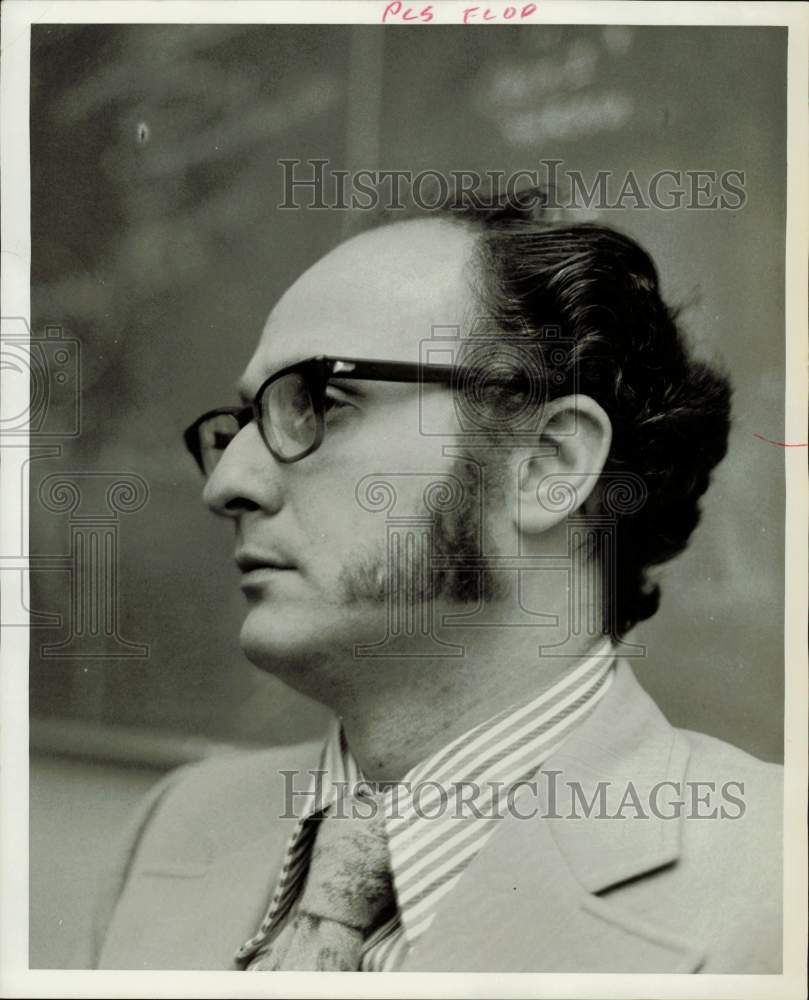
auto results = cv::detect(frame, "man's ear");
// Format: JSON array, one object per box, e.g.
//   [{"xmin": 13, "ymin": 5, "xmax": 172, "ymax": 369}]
[{"xmin": 515, "ymin": 395, "xmax": 613, "ymax": 536}]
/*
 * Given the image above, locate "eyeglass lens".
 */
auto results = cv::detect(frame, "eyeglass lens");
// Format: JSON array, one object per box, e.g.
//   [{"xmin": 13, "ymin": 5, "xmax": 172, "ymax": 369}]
[
  {"xmin": 198, "ymin": 413, "xmax": 240, "ymax": 476},
  {"xmin": 196, "ymin": 371, "xmax": 318, "ymax": 473},
  {"xmin": 263, "ymin": 371, "xmax": 318, "ymax": 459}
]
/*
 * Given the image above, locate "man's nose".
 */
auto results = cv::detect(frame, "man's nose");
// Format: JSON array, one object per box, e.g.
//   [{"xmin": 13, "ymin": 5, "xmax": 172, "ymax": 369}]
[{"xmin": 202, "ymin": 422, "xmax": 283, "ymax": 518}]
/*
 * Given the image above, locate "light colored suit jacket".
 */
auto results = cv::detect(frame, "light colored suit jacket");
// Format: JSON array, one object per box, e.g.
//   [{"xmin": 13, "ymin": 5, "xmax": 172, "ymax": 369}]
[{"xmin": 82, "ymin": 662, "xmax": 782, "ymax": 973}]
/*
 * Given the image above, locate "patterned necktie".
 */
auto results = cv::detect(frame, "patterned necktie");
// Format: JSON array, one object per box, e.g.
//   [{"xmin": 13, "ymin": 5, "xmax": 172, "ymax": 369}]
[{"xmin": 251, "ymin": 794, "xmax": 395, "ymax": 971}]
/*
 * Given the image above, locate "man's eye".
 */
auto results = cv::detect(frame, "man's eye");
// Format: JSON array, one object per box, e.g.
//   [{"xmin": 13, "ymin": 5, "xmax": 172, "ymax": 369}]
[
  {"xmin": 323, "ymin": 393, "xmax": 353, "ymax": 417},
  {"xmin": 213, "ymin": 431, "xmax": 234, "ymax": 449}
]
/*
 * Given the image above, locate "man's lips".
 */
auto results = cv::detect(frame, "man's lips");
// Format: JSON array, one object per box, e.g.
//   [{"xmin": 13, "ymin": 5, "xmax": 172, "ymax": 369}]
[
  {"xmin": 236, "ymin": 551, "xmax": 297, "ymax": 593},
  {"xmin": 235, "ymin": 550, "xmax": 296, "ymax": 573}
]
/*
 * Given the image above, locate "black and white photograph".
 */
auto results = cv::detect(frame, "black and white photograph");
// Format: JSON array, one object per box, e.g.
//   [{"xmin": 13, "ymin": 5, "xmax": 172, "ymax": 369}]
[{"xmin": 1, "ymin": 1, "xmax": 806, "ymax": 997}]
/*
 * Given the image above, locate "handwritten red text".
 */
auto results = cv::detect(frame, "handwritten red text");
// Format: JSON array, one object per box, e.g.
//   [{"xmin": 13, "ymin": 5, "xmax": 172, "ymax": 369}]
[
  {"xmin": 381, "ymin": 2, "xmax": 538, "ymax": 23},
  {"xmin": 382, "ymin": 3, "xmax": 434, "ymax": 22},
  {"xmin": 462, "ymin": 4, "xmax": 537, "ymax": 22}
]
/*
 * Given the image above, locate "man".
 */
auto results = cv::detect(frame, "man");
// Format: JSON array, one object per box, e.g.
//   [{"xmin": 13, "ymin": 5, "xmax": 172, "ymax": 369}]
[{"xmin": 84, "ymin": 189, "xmax": 782, "ymax": 973}]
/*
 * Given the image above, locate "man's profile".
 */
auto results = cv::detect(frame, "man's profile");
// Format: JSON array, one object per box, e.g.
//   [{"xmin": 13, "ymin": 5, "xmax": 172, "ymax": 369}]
[{"xmin": 80, "ymin": 188, "xmax": 782, "ymax": 973}]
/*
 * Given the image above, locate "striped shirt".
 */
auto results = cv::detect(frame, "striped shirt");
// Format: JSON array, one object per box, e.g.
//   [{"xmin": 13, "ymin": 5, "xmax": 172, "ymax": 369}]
[{"xmin": 238, "ymin": 640, "xmax": 615, "ymax": 971}]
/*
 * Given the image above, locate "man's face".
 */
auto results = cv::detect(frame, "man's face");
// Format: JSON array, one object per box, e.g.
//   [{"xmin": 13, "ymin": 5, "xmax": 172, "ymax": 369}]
[{"xmin": 203, "ymin": 219, "xmax": 490, "ymax": 687}]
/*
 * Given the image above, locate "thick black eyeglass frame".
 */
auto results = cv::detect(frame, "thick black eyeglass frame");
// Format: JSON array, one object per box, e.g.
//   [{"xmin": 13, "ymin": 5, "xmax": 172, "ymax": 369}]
[{"xmin": 184, "ymin": 354, "xmax": 529, "ymax": 473}]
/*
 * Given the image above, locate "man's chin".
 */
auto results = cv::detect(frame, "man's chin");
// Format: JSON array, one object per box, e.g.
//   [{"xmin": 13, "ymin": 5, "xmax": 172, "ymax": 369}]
[
  {"xmin": 239, "ymin": 611, "xmax": 319, "ymax": 670},
  {"xmin": 237, "ymin": 602, "xmax": 385, "ymax": 673}
]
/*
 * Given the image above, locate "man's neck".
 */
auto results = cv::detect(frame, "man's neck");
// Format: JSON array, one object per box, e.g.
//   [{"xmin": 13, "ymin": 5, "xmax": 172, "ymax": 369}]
[{"xmin": 336, "ymin": 627, "xmax": 610, "ymax": 783}]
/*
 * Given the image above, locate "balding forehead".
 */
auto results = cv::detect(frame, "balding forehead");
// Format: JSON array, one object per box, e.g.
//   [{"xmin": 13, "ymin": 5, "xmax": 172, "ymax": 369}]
[
  {"xmin": 325, "ymin": 217, "xmax": 476, "ymax": 277},
  {"xmin": 278, "ymin": 218, "xmax": 477, "ymax": 311},
  {"xmin": 248, "ymin": 220, "xmax": 481, "ymax": 382}
]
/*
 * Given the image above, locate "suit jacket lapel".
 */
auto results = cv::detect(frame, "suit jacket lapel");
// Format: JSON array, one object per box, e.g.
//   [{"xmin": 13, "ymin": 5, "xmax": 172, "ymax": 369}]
[
  {"xmin": 98, "ymin": 741, "xmax": 325, "ymax": 970},
  {"xmin": 398, "ymin": 661, "xmax": 704, "ymax": 973}
]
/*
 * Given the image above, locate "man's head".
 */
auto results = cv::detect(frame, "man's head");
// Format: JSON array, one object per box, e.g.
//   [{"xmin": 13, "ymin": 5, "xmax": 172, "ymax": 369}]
[
  {"xmin": 194, "ymin": 187, "xmax": 731, "ymax": 695},
  {"xmin": 193, "ymin": 222, "xmax": 464, "ymax": 685}
]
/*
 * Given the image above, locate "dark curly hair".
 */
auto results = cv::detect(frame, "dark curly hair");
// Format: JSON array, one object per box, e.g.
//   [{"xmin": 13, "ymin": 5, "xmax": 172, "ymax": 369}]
[{"xmin": 421, "ymin": 187, "xmax": 732, "ymax": 637}]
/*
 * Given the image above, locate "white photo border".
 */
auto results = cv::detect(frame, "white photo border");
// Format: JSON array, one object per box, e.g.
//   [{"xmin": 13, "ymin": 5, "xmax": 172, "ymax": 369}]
[{"xmin": 1, "ymin": 2, "xmax": 806, "ymax": 998}]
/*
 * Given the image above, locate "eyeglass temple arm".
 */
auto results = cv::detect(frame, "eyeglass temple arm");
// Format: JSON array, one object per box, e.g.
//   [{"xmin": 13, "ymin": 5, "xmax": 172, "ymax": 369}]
[{"xmin": 325, "ymin": 358, "xmax": 528, "ymax": 385}]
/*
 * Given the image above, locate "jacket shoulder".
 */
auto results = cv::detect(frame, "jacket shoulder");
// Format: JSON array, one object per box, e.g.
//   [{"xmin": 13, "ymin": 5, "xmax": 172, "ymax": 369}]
[
  {"xmin": 80, "ymin": 740, "xmax": 322, "ymax": 968},
  {"xmin": 678, "ymin": 726, "xmax": 783, "ymax": 828},
  {"xmin": 680, "ymin": 726, "xmax": 782, "ymax": 778},
  {"xmin": 664, "ymin": 728, "xmax": 782, "ymax": 972},
  {"xmin": 135, "ymin": 740, "xmax": 325, "ymax": 861},
  {"xmin": 677, "ymin": 727, "xmax": 783, "ymax": 868}
]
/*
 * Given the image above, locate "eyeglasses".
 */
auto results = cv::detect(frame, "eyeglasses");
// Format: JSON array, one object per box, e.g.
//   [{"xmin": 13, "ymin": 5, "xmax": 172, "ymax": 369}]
[{"xmin": 183, "ymin": 354, "xmax": 538, "ymax": 475}]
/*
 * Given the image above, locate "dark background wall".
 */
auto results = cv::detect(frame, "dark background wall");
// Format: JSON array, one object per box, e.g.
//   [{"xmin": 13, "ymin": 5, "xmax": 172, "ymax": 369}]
[{"xmin": 29, "ymin": 24, "xmax": 786, "ymax": 762}]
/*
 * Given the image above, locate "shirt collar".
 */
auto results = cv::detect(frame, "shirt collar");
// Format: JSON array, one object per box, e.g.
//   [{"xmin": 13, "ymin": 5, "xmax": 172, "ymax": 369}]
[{"xmin": 314, "ymin": 638, "xmax": 616, "ymax": 944}]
